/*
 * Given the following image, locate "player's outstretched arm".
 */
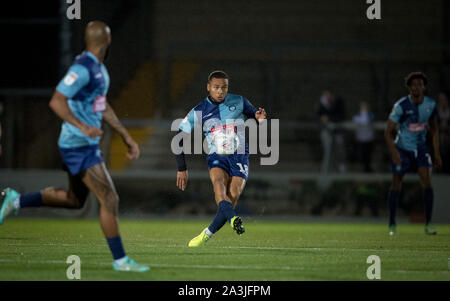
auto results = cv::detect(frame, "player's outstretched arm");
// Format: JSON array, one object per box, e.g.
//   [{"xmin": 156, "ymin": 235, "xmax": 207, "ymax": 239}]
[
  {"xmin": 49, "ymin": 90, "xmax": 103, "ymax": 138},
  {"xmin": 429, "ymin": 118, "xmax": 442, "ymax": 169},
  {"xmin": 102, "ymin": 103, "xmax": 139, "ymax": 160},
  {"xmin": 385, "ymin": 119, "xmax": 401, "ymax": 166}
]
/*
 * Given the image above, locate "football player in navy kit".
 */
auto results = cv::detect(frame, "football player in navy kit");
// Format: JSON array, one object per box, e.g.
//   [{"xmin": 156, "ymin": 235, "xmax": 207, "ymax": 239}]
[
  {"xmin": 385, "ymin": 72, "xmax": 442, "ymax": 235},
  {"xmin": 175, "ymin": 71, "xmax": 266, "ymax": 247},
  {"xmin": 0, "ymin": 21, "xmax": 149, "ymax": 272}
]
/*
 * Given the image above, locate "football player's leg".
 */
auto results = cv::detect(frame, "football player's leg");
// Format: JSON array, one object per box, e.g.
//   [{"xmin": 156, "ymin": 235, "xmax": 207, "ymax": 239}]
[
  {"xmin": 210, "ymin": 167, "xmax": 232, "ymax": 205},
  {"xmin": 227, "ymin": 176, "xmax": 246, "ymax": 235},
  {"xmin": 0, "ymin": 188, "xmax": 21, "ymax": 224},
  {"xmin": 82, "ymin": 163, "xmax": 119, "ymax": 238},
  {"xmin": 210, "ymin": 167, "xmax": 240, "ymax": 225},
  {"xmin": 1, "ymin": 173, "xmax": 88, "ymax": 224},
  {"xmin": 387, "ymin": 174, "xmax": 403, "ymax": 235},
  {"xmin": 418, "ymin": 167, "xmax": 436, "ymax": 234},
  {"xmin": 82, "ymin": 163, "xmax": 149, "ymax": 271},
  {"xmin": 228, "ymin": 176, "xmax": 246, "ymax": 209},
  {"xmin": 41, "ymin": 172, "xmax": 89, "ymax": 208},
  {"xmin": 387, "ymin": 148, "xmax": 409, "ymax": 235},
  {"xmin": 188, "ymin": 168, "xmax": 231, "ymax": 246}
]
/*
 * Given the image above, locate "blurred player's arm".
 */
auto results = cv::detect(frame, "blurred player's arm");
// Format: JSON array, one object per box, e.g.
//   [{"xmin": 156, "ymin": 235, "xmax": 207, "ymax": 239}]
[
  {"xmin": 384, "ymin": 119, "xmax": 401, "ymax": 166},
  {"xmin": 49, "ymin": 90, "xmax": 103, "ymax": 138},
  {"xmin": 428, "ymin": 117, "xmax": 442, "ymax": 169},
  {"xmin": 243, "ymin": 97, "xmax": 266, "ymax": 123},
  {"xmin": 175, "ymin": 130, "xmax": 188, "ymax": 191},
  {"xmin": 176, "ymin": 110, "xmax": 197, "ymax": 191},
  {"xmin": 52, "ymin": 64, "xmax": 102, "ymax": 138},
  {"xmin": 102, "ymin": 103, "xmax": 139, "ymax": 160}
]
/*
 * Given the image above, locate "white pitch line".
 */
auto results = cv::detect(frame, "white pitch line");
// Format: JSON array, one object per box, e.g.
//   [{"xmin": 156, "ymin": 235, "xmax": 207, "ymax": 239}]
[
  {"xmin": 3, "ymin": 242, "xmax": 448, "ymax": 254},
  {"xmin": 0, "ymin": 258, "xmax": 305, "ymax": 271},
  {"xmin": 392, "ymin": 270, "xmax": 450, "ymax": 274},
  {"xmin": 144, "ymin": 244, "xmax": 447, "ymax": 254},
  {"xmin": 1, "ymin": 259, "xmax": 449, "ymax": 275}
]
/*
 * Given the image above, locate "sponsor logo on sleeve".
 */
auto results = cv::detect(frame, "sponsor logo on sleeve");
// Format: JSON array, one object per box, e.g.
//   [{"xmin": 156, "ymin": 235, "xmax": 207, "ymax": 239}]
[{"xmin": 63, "ymin": 71, "xmax": 79, "ymax": 86}]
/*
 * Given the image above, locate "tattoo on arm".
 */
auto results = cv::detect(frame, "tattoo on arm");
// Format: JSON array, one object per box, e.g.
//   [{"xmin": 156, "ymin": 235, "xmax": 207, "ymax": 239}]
[{"xmin": 103, "ymin": 103, "xmax": 129, "ymax": 139}]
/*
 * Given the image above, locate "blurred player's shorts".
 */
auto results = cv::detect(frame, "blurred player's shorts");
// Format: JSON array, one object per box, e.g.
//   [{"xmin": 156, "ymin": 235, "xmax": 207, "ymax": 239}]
[
  {"xmin": 391, "ymin": 145, "xmax": 432, "ymax": 175},
  {"xmin": 207, "ymin": 152, "xmax": 249, "ymax": 180},
  {"xmin": 59, "ymin": 144, "xmax": 104, "ymax": 175}
]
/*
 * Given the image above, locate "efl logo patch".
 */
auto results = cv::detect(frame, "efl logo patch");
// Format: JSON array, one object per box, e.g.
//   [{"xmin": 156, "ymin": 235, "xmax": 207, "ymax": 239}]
[
  {"xmin": 63, "ymin": 71, "xmax": 78, "ymax": 86},
  {"xmin": 93, "ymin": 95, "xmax": 106, "ymax": 112}
]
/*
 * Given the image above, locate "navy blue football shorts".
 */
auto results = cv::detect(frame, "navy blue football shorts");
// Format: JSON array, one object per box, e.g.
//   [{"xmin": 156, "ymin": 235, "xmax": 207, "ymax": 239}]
[
  {"xmin": 207, "ymin": 152, "xmax": 249, "ymax": 180},
  {"xmin": 59, "ymin": 144, "xmax": 104, "ymax": 176},
  {"xmin": 391, "ymin": 145, "xmax": 432, "ymax": 176}
]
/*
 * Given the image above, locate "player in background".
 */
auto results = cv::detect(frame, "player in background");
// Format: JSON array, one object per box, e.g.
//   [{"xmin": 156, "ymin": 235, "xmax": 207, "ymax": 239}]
[
  {"xmin": 384, "ymin": 72, "xmax": 442, "ymax": 235},
  {"xmin": 0, "ymin": 21, "xmax": 149, "ymax": 272},
  {"xmin": 175, "ymin": 71, "xmax": 266, "ymax": 247}
]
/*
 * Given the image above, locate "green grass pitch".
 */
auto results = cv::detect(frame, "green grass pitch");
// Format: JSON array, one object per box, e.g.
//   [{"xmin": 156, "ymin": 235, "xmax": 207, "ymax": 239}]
[{"xmin": 0, "ymin": 218, "xmax": 449, "ymax": 281}]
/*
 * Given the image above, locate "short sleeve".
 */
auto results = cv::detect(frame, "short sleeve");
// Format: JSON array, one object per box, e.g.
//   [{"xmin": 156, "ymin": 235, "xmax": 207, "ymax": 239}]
[
  {"xmin": 243, "ymin": 97, "xmax": 258, "ymax": 118},
  {"xmin": 179, "ymin": 108, "xmax": 197, "ymax": 134},
  {"xmin": 389, "ymin": 102, "xmax": 403, "ymax": 123},
  {"xmin": 56, "ymin": 64, "xmax": 90, "ymax": 98}
]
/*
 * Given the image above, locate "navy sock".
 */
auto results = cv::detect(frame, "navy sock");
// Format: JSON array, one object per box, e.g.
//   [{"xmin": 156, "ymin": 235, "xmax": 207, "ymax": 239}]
[
  {"xmin": 387, "ymin": 190, "xmax": 400, "ymax": 226},
  {"xmin": 219, "ymin": 200, "xmax": 236, "ymax": 223},
  {"xmin": 208, "ymin": 208, "xmax": 227, "ymax": 234},
  {"xmin": 106, "ymin": 236, "xmax": 126, "ymax": 260},
  {"xmin": 423, "ymin": 188, "xmax": 434, "ymax": 225},
  {"xmin": 19, "ymin": 192, "xmax": 43, "ymax": 208}
]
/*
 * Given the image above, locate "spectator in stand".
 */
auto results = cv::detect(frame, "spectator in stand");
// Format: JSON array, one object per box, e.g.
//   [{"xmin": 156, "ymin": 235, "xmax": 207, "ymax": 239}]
[
  {"xmin": 352, "ymin": 101, "xmax": 375, "ymax": 172},
  {"xmin": 317, "ymin": 90, "xmax": 347, "ymax": 173}
]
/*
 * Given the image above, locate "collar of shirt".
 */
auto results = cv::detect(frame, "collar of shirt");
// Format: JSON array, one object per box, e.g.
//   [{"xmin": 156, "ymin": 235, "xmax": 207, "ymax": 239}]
[
  {"xmin": 207, "ymin": 95, "xmax": 224, "ymax": 105},
  {"xmin": 85, "ymin": 51, "xmax": 100, "ymax": 64}
]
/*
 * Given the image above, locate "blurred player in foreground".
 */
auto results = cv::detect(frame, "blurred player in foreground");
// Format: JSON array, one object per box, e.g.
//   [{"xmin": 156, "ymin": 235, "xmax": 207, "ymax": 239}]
[
  {"xmin": 0, "ymin": 21, "xmax": 149, "ymax": 272},
  {"xmin": 384, "ymin": 72, "xmax": 442, "ymax": 235},
  {"xmin": 175, "ymin": 71, "xmax": 266, "ymax": 247}
]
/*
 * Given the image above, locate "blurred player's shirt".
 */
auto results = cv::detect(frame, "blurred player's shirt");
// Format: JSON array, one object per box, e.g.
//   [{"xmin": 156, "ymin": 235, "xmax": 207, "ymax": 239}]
[
  {"xmin": 389, "ymin": 95, "xmax": 437, "ymax": 152},
  {"xmin": 56, "ymin": 51, "xmax": 110, "ymax": 148},
  {"xmin": 179, "ymin": 94, "xmax": 257, "ymax": 154}
]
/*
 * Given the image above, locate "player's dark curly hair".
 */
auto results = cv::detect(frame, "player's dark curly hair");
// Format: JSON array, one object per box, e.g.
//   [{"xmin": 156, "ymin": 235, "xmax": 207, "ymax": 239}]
[
  {"xmin": 208, "ymin": 70, "xmax": 228, "ymax": 82},
  {"xmin": 404, "ymin": 71, "xmax": 428, "ymax": 88}
]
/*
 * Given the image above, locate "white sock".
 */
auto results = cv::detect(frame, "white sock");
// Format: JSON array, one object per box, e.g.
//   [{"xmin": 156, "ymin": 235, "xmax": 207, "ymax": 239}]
[
  {"xmin": 114, "ymin": 256, "xmax": 128, "ymax": 265},
  {"xmin": 13, "ymin": 197, "xmax": 21, "ymax": 209},
  {"xmin": 205, "ymin": 228, "xmax": 213, "ymax": 238}
]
